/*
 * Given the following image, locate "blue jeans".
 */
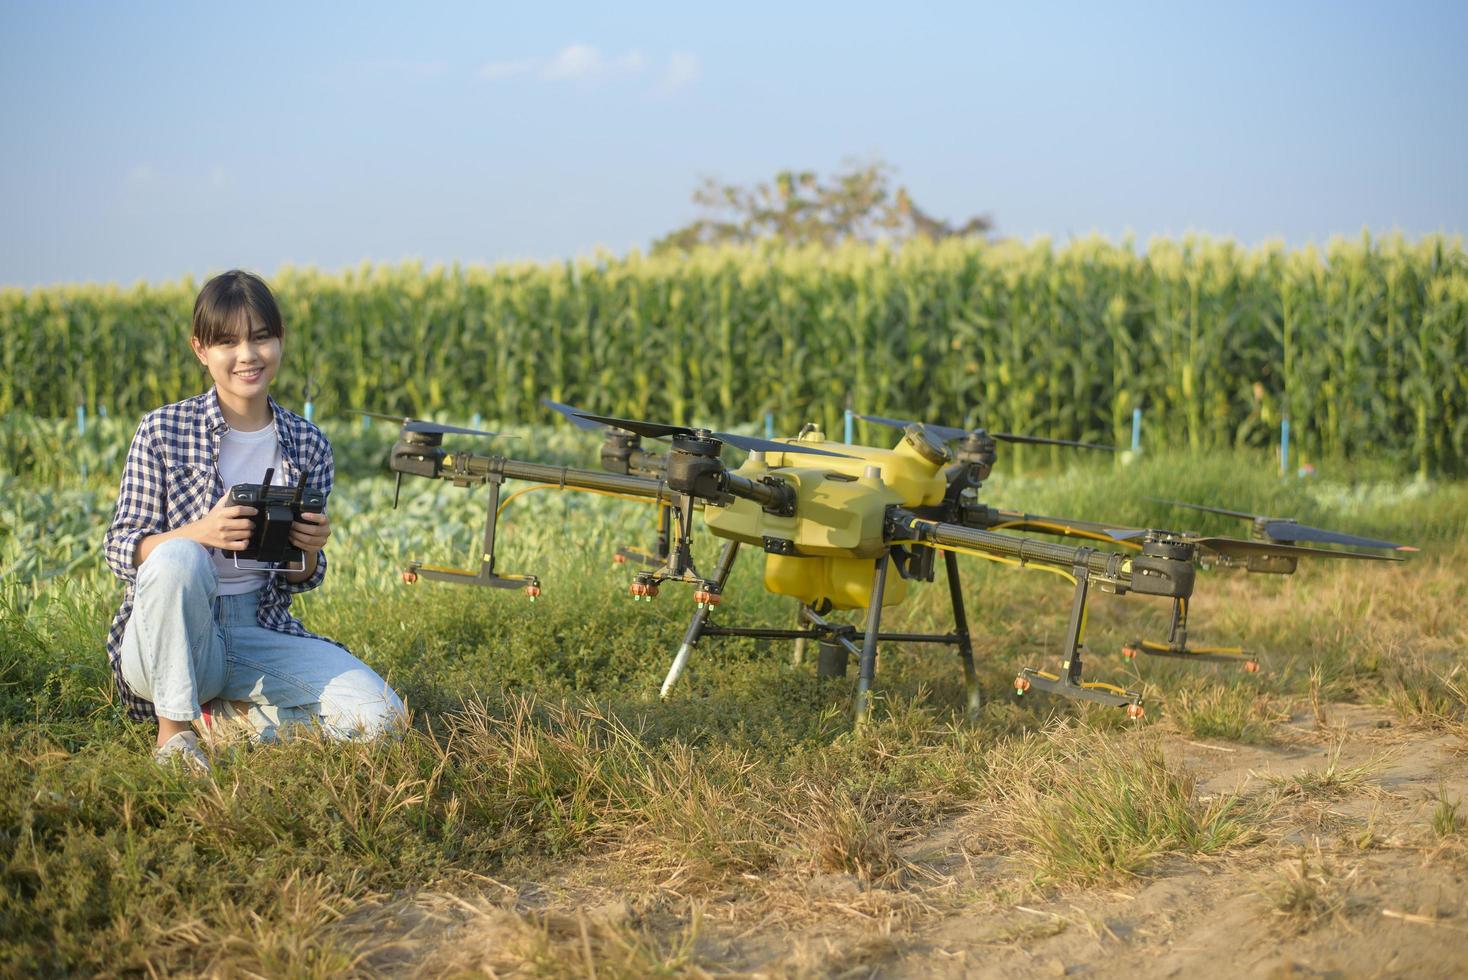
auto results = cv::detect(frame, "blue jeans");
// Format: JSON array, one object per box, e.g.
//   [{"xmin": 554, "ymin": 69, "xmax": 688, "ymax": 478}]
[{"xmin": 119, "ymin": 538, "xmax": 406, "ymax": 741}]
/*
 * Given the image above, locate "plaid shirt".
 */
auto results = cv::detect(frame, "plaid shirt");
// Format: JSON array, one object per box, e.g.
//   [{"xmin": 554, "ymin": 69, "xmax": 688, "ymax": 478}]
[{"xmin": 103, "ymin": 388, "xmax": 338, "ymax": 722}]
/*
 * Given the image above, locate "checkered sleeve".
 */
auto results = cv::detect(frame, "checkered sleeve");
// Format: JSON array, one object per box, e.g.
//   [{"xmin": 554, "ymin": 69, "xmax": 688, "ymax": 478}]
[
  {"xmin": 280, "ymin": 436, "xmax": 332, "ymax": 594},
  {"xmin": 103, "ymin": 416, "xmax": 168, "ymax": 585}
]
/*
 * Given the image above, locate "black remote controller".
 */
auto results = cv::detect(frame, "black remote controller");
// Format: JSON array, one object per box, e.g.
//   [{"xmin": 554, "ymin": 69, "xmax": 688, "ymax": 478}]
[{"xmin": 222, "ymin": 467, "xmax": 326, "ymax": 565}]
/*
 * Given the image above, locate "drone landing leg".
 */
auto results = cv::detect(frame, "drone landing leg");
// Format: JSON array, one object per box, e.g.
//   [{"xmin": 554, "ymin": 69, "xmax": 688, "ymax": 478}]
[
  {"xmin": 944, "ymin": 550, "xmax": 982, "ymax": 721},
  {"xmin": 791, "ymin": 602, "xmax": 810, "ymax": 666},
  {"xmin": 853, "ymin": 553, "xmax": 891, "ymax": 726},
  {"xmin": 656, "ymin": 502, "xmax": 671, "ymax": 560},
  {"xmin": 1016, "ymin": 557, "xmax": 1143, "ymax": 713},
  {"xmin": 659, "ymin": 541, "xmax": 741, "ymax": 699},
  {"xmin": 404, "ymin": 472, "xmax": 540, "ymax": 592}
]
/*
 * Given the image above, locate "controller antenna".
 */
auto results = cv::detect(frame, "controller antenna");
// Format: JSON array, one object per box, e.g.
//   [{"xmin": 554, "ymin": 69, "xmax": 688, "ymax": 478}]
[
  {"xmin": 291, "ymin": 470, "xmax": 308, "ymax": 507},
  {"xmin": 262, "ymin": 466, "xmax": 275, "ymax": 487}
]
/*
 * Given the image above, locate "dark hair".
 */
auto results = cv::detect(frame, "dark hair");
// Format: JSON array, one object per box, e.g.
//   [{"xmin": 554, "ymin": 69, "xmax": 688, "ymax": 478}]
[{"xmin": 191, "ymin": 270, "xmax": 284, "ymax": 347}]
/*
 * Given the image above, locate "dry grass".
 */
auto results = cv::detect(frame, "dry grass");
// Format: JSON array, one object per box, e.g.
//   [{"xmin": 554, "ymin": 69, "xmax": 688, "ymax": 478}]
[
  {"xmin": 415, "ymin": 898, "xmax": 708, "ymax": 979},
  {"xmin": 1264, "ymin": 739, "xmax": 1392, "ymax": 799},
  {"xmin": 972, "ymin": 726, "xmax": 1263, "ymax": 886},
  {"xmin": 1257, "ymin": 847, "xmax": 1358, "ymax": 934}
]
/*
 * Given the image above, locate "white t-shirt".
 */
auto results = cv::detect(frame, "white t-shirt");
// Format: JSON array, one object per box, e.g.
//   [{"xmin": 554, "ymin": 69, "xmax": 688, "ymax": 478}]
[{"xmin": 212, "ymin": 422, "xmax": 284, "ymax": 595}]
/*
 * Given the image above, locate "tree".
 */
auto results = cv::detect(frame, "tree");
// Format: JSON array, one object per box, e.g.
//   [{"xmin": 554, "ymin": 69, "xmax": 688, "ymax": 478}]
[{"xmin": 651, "ymin": 159, "xmax": 992, "ymax": 253}]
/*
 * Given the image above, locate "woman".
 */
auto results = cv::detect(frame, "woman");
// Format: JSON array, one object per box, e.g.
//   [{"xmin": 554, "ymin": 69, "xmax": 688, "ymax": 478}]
[{"xmin": 103, "ymin": 270, "xmax": 406, "ymax": 773}]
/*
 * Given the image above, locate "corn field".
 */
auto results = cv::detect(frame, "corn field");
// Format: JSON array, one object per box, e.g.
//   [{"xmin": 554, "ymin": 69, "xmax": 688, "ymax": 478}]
[{"xmin": 3, "ymin": 234, "xmax": 1466, "ymax": 474}]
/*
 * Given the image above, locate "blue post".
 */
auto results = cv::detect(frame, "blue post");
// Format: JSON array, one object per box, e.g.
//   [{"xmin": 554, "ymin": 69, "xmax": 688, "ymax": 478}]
[
  {"xmin": 1130, "ymin": 407, "xmax": 1142, "ymax": 454},
  {"xmin": 843, "ymin": 408, "xmax": 854, "ymax": 445},
  {"xmin": 97, "ymin": 404, "xmax": 107, "ymax": 420},
  {"xmin": 764, "ymin": 412, "xmax": 774, "ymax": 440},
  {"xmin": 471, "ymin": 412, "xmax": 482, "ymax": 430},
  {"xmin": 302, "ymin": 377, "xmax": 319, "ymax": 423},
  {"xmin": 1281, "ymin": 418, "xmax": 1290, "ymax": 477},
  {"xmin": 77, "ymin": 405, "xmax": 88, "ymax": 481},
  {"xmin": 362, "ymin": 414, "xmax": 371, "ymax": 432}
]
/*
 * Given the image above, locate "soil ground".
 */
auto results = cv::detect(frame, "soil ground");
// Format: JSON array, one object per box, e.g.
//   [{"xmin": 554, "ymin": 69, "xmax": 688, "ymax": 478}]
[{"xmin": 352, "ymin": 703, "xmax": 1468, "ymax": 978}]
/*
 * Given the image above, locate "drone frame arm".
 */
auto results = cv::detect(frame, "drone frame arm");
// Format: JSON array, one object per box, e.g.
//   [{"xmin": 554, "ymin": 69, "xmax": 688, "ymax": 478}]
[{"xmin": 887, "ymin": 509, "xmax": 1196, "ymax": 600}]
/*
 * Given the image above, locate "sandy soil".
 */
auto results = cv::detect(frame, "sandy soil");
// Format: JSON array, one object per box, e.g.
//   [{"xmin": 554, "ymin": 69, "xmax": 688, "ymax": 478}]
[{"xmin": 363, "ymin": 704, "xmax": 1468, "ymax": 979}]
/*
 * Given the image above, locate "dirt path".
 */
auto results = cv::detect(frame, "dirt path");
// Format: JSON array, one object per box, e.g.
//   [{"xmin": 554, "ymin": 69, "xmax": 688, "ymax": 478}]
[{"xmin": 365, "ymin": 705, "xmax": 1468, "ymax": 978}]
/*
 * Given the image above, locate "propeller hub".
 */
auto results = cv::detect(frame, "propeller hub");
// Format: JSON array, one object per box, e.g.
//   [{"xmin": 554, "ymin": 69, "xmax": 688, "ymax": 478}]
[
  {"xmin": 955, "ymin": 431, "xmax": 998, "ymax": 474},
  {"xmin": 670, "ymin": 432, "xmax": 722, "ymax": 458},
  {"xmin": 1139, "ymin": 533, "xmax": 1194, "ymax": 561},
  {"xmin": 403, "ymin": 429, "xmax": 443, "ymax": 448}
]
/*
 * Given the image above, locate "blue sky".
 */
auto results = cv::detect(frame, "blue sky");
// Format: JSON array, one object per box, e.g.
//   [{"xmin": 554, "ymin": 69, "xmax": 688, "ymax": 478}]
[{"xmin": 2, "ymin": 1, "xmax": 1464, "ymax": 286}]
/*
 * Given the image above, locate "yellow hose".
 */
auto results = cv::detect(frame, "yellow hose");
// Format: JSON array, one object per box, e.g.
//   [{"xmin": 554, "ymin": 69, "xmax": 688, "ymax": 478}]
[{"xmin": 991, "ymin": 519, "xmax": 1143, "ymax": 552}]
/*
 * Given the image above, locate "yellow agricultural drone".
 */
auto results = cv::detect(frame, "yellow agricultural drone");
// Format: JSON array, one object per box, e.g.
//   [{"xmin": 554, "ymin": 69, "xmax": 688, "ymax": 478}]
[{"xmin": 362, "ymin": 404, "xmax": 1412, "ymax": 724}]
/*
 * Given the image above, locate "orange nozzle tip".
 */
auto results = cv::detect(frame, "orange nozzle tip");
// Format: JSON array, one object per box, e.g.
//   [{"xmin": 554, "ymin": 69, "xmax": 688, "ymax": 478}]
[
  {"xmin": 1126, "ymin": 704, "xmax": 1145, "ymax": 720},
  {"xmin": 1396, "ymin": 546, "xmax": 1419, "ymax": 553}
]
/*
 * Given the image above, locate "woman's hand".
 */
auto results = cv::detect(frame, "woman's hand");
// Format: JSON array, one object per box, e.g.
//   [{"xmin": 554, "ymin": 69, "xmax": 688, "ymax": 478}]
[
  {"xmin": 191, "ymin": 492, "xmax": 258, "ymax": 551},
  {"xmin": 290, "ymin": 511, "xmax": 330, "ymax": 558}
]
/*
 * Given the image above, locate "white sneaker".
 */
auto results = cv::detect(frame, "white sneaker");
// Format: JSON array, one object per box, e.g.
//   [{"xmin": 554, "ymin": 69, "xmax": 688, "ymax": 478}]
[{"xmin": 154, "ymin": 730, "xmax": 212, "ymax": 774}]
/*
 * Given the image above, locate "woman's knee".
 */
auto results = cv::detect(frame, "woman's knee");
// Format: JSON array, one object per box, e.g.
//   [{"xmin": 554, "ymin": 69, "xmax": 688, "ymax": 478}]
[
  {"xmin": 323, "ymin": 672, "xmax": 408, "ymax": 739},
  {"xmin": 138, "ymin": 538, "xmax": 215, "ymax": 592}
]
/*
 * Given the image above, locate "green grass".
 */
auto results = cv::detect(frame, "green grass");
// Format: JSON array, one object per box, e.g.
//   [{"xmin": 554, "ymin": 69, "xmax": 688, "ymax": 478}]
[
  {"xmin": 981, "ymin": 728, "xmax": 1262, "ymax": 885},
  {"xmin": 3, "ymin": 438, "xmax": 1466, "ymax": 973}
]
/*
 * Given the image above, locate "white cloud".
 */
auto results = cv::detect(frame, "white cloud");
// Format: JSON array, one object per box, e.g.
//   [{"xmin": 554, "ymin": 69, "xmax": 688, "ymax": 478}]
[
  {"xmin": 615, "ymin": 49, "xmax": 647, "ymax": 74},
  {"xmin": 477, "ymin": 44, "xmax": 651, "ymax": 84},
  {"xmin": 541, "ymin": 43, "xmax": 603, "ymax": 80},
  {"xmin": 660, "ymin": 52, "xmax": 701, "ymax": 93}
]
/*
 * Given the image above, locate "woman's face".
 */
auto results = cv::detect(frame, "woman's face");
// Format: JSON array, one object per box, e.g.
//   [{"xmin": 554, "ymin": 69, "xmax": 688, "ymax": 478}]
[{"xmin": 190, "ymin": 318, "xmax": 282, "ymax": 404}]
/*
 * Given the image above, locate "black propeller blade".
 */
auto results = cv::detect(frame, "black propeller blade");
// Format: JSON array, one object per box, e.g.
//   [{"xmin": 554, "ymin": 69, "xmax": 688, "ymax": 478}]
[
  {"xmin": 1260, "ymin": 522, "xmax": 1416, "ymax": 552},
  {"xmin": 348, "ymin": 409, "xmax": 511, "ymax": 439},
  {"xmin": 856, "ymin": 413, "xmax": 1116, "ymax": 452},
  {"xmin": 1105, "ymin": 528, "xmax": 1403, "ymax": 562},
  {"xmin": 1147, "ymin": 497, "xmax": 1416, "ymax": 552},
  {"xmin": 1192, "ymin": 536, "xmax": 1403, "ymax": 562},
  {"xmin": 571, "ymin": 413, "xmax": 856, "ymax": 459},
  {"xmin": 544, "ymin": 397, "xmax": 671, "ymax": 440},
  {"xmin": 542, "ymin": 397, "xmax": 609, "ymax": 432}
]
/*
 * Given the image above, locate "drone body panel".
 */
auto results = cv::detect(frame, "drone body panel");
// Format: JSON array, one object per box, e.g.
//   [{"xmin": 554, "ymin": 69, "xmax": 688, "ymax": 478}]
[
  {"xmin": 703, "ymin": 467, "xmax": 896, "ymax": 556},
  {"xmin": 759, "ymin": 430, "xmax": 949, "ymax": 508},
  {"xmin": 701, "ymin": 432, "xmax": 945, "ymax": 609}
]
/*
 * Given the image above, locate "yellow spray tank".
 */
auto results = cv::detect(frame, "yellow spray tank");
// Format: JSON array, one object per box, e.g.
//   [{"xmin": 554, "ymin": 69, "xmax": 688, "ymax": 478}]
[{"xmin": 701, "ymin": 425, "xmax": 951, "ymax": 609}]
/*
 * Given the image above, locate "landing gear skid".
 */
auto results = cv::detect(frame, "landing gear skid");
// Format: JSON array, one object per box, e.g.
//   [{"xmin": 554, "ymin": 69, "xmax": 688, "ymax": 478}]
[
  {"xmin": 1014, "ymin": 554, "xmax": 1144, "ymax": 717},
  {"xmin": 1121, "ymin": 598, "xmax": 1260, "ymax": 672},
  {"xmin": 400, "ymin": 472, "xmax": 540, "ymax": 597}
]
